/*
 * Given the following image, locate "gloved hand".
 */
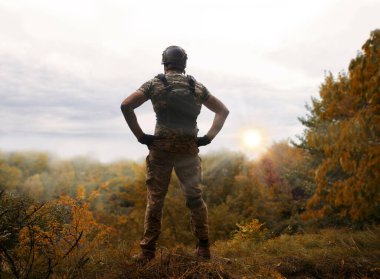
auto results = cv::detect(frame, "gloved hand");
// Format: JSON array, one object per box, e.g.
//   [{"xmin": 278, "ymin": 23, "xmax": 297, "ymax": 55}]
[
  {"xmin": 196, "ymin": 135, "xmax": 211, "ymax": 147},
  {"xmin": 138, "ymin": 134, "xmax": 156, "ymax": 146}
]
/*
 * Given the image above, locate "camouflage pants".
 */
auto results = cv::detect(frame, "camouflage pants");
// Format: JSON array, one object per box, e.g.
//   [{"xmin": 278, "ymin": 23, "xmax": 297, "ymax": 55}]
[{"xmin": 140, "ymin": 150, "xmax": 209, "ymax": 252}]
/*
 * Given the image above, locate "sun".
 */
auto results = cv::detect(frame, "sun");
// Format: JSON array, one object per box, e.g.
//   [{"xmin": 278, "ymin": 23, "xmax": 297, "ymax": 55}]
[{"xmin": 242, "ymin": 129, "xmax": 262, "ymax": 148}]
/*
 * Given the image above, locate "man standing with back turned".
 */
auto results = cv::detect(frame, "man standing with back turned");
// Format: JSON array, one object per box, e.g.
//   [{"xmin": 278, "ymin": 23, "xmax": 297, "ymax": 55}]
[{"xmin": 120, "ymin": 46, "xmax": 229, "ymax": 264}]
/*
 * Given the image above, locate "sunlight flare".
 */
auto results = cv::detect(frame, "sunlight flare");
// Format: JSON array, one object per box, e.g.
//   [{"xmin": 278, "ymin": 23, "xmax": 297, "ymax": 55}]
[{"xmin": 242, "ymin": 129, "xmax": 262, "ymax": 148}]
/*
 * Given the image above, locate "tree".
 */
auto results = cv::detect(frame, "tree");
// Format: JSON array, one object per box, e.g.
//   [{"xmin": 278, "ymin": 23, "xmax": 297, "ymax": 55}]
[
  {"xmin": 298, "ymin": 30, "xmax": 380, "ymax": 224},
  {"xmin": 0, "ymin": 190, "xmax": 113, "ymax": 279}
]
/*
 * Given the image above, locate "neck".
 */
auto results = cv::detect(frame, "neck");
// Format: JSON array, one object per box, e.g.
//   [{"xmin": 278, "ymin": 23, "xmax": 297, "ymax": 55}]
[{"xmin": 164, "ymin": 69, "xmax": 183, "ymax": 74}]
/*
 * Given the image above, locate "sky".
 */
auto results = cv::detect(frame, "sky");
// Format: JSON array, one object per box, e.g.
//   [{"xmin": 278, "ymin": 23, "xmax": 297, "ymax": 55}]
[{"xmin": 0, "ymin": 0, "xmax": 379, "ymax": 162}]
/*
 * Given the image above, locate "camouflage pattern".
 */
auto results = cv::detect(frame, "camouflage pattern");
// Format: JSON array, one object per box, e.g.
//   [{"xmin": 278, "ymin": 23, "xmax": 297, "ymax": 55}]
[
  {"xmin": 138, "ymin": 72, "xmax": 211, "ymax": 155},
  {"xmin": 137, "ymin": 72, "xmax": 210, "ymax": 252},
  {"xmin": 140, "ymin": 150, "xmax": 209, "ymax": 252}
]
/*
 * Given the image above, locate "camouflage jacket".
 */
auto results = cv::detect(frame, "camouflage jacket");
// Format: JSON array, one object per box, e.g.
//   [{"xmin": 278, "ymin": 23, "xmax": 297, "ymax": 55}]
[{"xmin": 137, "ymin": 72, "xmax": 211, "ymax": 154}]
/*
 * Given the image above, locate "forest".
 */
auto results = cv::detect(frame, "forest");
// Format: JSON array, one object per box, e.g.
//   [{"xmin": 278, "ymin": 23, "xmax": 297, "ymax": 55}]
[{"xmin": 0, "ymin": 30, "xmax": 379, "ymax": 278}]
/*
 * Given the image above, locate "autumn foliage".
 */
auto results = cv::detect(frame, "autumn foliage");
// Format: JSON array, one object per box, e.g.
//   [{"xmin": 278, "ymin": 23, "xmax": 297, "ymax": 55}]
[
  {"xmin": 298, "ymin": 29, "xmax": 380, "ymax": 224},
  {"xmin": 0, "ymin": 190, "xmax": 112, "ymax": 279}
]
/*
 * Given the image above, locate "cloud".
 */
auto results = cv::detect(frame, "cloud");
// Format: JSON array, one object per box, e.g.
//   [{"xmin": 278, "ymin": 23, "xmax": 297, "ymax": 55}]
[
  {"xmin": 0, "ymin": 0, "xmax": 377, "ymax": 161},
  {"xmin": 0, "ymin": 50, "xmax": 309, "ymax": 161},
  {"xmin": 265, "ymin": 0, "xmax": 380, "ymax": 79},
  {"xmin": 0, "ymin": 55, "xmax": 127, "ymax": 133}
]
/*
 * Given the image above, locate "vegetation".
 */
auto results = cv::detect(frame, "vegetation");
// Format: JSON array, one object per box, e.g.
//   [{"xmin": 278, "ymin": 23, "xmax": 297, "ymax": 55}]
[
  {"xmin": 1, "ymin": 30, "xmax": 379, "ymax": 278},
  {"xmin": 296, "ymin": 29, "xmax": 380, "ymax": 225}
]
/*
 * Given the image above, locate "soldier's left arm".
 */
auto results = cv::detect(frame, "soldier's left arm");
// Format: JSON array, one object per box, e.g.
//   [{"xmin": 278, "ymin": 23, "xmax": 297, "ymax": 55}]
[
  {"xmin": 202, "ymin": 95, "xmax": 229, "ymax": 141},
  {"xmin": 120, "ymin": 91, "xmax": 148, "ymax": 140}
]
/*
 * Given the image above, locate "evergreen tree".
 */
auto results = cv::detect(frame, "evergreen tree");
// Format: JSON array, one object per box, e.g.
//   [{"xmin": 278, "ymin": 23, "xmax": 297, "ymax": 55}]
[{"xmin": 298, "ymin": 30, "xmax": 380, "ymax": 224}]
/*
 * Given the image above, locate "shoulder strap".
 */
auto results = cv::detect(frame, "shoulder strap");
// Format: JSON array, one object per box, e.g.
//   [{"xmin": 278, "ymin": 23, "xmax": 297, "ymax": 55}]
[
  {"xmin": 155, "ymin": 73, "xmax": 196, "ymax": 95},
  {"xmin": 187, "ymin": 75, "xmax": 196, "ymax": 95},
  {"xmin": 155, "ymin": 73, "xmax": 172, "ymax": 93}
]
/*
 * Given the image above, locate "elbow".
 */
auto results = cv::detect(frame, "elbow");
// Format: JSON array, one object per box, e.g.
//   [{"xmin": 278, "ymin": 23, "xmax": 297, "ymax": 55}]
[
  {"xmin": 120, "ymin": 103, "xmax": 132, "ymax": 113},
  {"xmin": 222, "ymin": 108, "xmax": 230, "ymax": 118},
  {"xmin": 216, "ymin": 107, "xmax": 229, "ymax": 119}
]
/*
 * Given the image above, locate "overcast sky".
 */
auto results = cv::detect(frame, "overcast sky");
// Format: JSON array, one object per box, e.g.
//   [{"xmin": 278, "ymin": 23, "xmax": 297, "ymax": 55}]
[{"xmin": 1, "ymin": 0, "xmax": 379, "ymax": 162}]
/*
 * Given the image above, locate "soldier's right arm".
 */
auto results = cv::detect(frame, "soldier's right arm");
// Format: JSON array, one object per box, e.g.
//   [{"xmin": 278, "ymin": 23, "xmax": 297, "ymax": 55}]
[{"xmin": 120, "ymin": 91, "xmax": 148, "ymax": 140}]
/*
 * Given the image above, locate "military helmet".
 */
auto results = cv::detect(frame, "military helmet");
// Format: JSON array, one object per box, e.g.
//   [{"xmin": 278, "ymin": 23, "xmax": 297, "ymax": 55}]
[{"xmin": 161, "ymin": 46, "xmax": 187, "ymax": 70}]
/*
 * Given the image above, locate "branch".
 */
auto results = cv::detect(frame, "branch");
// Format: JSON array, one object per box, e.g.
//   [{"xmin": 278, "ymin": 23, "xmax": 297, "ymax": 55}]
[
  {"xmin": 63, "ymin": 230, "xmax": 83, "ymax": 259},
  {"xmin": 0, "ymin": 244, "xmax": 20, "ymax": 279},
  {"xmin": 24, "ymin": 225, "xmax": 36, "ymax": 279},
  {"xmin": 41, "ymin": 230, "xmax": 84, "ymax": 278},
  {"xmin": 23, "ymin": 203, "xmax": 46, "ymax": 226},
  {"xmin": 0, "ymin": 209, "xmax": 9, "ymax": 219},
  {"xmin": 44, "ymin": 258, "xmax": 53, "ymax": 279}
]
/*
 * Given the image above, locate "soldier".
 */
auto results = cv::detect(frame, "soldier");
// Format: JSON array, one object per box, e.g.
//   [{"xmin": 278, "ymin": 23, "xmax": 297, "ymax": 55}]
[{"xmin": 120, "ymin": 46, "xmax": 229, "ymax": 264}]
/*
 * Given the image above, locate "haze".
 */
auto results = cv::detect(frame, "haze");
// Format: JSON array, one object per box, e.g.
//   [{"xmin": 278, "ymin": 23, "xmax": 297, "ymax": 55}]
[{"xmin": 0, "ymin": 0, "xmax": 379, "ymax": 162}]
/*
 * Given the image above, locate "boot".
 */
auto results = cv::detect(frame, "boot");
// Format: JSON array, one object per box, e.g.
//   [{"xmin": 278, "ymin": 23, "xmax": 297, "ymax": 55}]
[
  {"xmin": 196, "ymin": 239, "xmax": 211, "ymax": 260},
  {"xmin": 133, "ymin": 249, "xmax": 155, "ymax": 266}
]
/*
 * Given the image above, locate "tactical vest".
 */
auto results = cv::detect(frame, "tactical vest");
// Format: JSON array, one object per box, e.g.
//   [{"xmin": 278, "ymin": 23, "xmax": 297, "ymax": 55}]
[{"xmin": 154, "ymin": 74, "xmax": 201, "ymax": 135}]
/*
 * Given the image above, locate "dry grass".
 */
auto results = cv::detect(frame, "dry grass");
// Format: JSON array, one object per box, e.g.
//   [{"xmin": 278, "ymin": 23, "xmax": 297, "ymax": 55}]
[
  {"xmin": 45, "ymin": 227, "xmax": 380, "ymax": 278},
  {"xmin": 215, "ymin": 226, "xmax": 380, "ymax": 278},
  {"xmin": 120, "ymin": 247, "xmax": 284, "ymax": 279}
]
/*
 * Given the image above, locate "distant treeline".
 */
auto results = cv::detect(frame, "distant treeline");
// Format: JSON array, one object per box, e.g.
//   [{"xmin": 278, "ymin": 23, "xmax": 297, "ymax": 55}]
[{"xmin": 0, "ymin": 142, "xmax": 313, "ymax": 243}]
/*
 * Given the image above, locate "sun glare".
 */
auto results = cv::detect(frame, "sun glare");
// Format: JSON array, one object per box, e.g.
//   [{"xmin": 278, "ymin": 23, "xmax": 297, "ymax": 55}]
[{"xmin": 242, "ymin": 129, "xmax": 262, "ymax": 148}]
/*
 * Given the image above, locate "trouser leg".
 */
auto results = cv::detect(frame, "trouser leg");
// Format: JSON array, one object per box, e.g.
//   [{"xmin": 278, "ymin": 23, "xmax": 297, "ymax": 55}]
[
  {"xmin": 140, "ymin": 151, "xmax": 173, "ymax": 251},
  {"xmin": 174, "ymin": 155, "xmax": 209, "ymax": 241}
]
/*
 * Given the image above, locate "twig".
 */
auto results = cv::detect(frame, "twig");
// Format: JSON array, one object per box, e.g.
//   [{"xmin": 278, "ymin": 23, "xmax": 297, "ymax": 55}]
[
  {"xmin": 0, "ymin": 209, "xmax": 9, "ymax": 219},
  {"xmin": 0, "ymin": 244, "xmax": 20, "ymax": 279},
  {"xmin": 23, "ymin": 203, "xmax": 47, "ymax": 227},
  {"xmin": 44, "ymin": 258, "xmax": 53, "ymax": 279},
  {"xmin": 24, "ymin": 225, "xmax": 36, "ymax": 279},
  {"xmin": 63, "ymin": 230, "xmax": 83, "ymax": 259}
]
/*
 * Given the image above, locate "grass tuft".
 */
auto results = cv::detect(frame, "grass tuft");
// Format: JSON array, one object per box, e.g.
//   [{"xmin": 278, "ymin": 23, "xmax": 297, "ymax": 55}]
[
  {"xmin": 214, "ymin": 226, "xmax": 380, "ymax": 278},
  {"xmin": 46, "ymin": 227, "xmax": 379, "ymax": 278}
]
